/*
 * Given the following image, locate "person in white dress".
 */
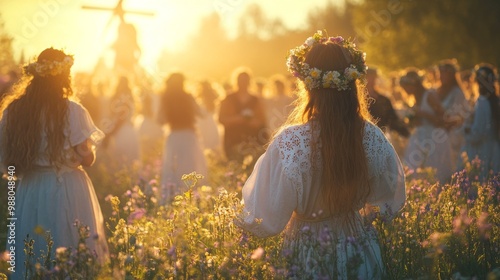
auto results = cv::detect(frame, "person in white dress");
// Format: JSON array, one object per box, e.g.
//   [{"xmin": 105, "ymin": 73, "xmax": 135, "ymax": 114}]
[
  {"xmin": 0, "ymin": 48, "xmax": 108, "ymax": 279},
  {"xmin": 401, "ymin": 70, "xmax": 453, "ymax": 183},
  {"xmin": 459, "ymin": 64, "xmax": 500, "ymax": 180},
  {"xmin": 436, "ymin": 60, "xmax": 471, "ymax": 170},
  {"xmin": 136, "ymin": 85, "xmax": 164, "ymax": 161},
  {"xmin": 158, "ymin": 73, "xmax": 207, "ymax": 202},
  {"xmin": 106, "ymin": 76, "xmax": 140, "ymax": 168},
  {"xmin": 236, "ymin": 31, "xmax": 406, "ymax": 279},
  {"xmin": 265, "ymin": 75, "xmax": 295, "ymax": 134},
  {"xmin": 195, "ymin": 80, "xmax": 221, "ymax": 152}
]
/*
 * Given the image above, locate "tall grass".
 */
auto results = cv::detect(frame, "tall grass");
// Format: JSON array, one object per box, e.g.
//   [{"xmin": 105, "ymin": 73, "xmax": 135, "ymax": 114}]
[{"xmin": 1, "ymin": 155, "xmax": 499, "ymax": 279}]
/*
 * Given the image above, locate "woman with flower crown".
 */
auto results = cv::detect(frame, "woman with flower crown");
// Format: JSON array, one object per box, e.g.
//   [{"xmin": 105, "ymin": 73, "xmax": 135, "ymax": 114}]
[
  {"xmin": 459, "ymin": 64, "xmax": 500, "ymax": 180},
  {"xmin": 236, "ymin": 31, "xmax": 406, "ymax": 279},
  {"xmin": 0, "ymin": 48, "xmax": 108, "ymax": 279}
]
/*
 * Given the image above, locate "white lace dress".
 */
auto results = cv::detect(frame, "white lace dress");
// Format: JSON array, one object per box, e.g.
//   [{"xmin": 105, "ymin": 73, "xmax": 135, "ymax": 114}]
[
  {"xmin": 404, "ymin": 90, "xmax": 453, "ymax": 182},
  {"xmin": 237, "ymin": 121, "xmax": 406, "ymax": 279},
  {"xmin": 2, "ymin": 101, "xmax": 109, "ymax": 279}
]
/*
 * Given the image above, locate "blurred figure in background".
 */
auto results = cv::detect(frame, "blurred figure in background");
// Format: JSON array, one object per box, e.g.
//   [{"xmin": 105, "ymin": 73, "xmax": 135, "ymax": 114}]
[
  {"xmin": 459, "ymin": 64, "xmax": 500, "ymax": 180},
  {"xmin": 158, "ymin": 73, "xmax": 207, "ymax": 202},
  {"xmin": 459, "ymin": 70, "xmax": 475, "ymax": 102},
  {"xmin": 105, "ymin": 76, "xmax": 140, "ymax": 167},
  {"xmin": 265, "ymin": 74, "xmax": 294, "ymax": 134},
  {"xmin": 437, "ymin": 59, "xmax": 471, "ymax": 170},
  {"xmin": 388, "ymin": 72, "xmax": 409, "ymax": 109},
  {"xmin": 366, "ymin": 67, "xmax": 410, "ymax": 139},
  {"xmin": 401, "ymin": 69, "xmax": 453, "ymax": 183},
  {"xmin": 137, "ymin": 82, "xmax": 164, "ymax": 161},
  {"xmin": 255, "ymin": 77, "xmax": 267, "ymax": 99},
  {"xmin": 74, "ymin": 72, "xmax": 101, "ymax": 125},
  {"xmin": 196, "ymin": 80, "xmax": 221, "ymax": 152},
  {"xmin": 219, "ymin": 68, "xmax": 267, "ymax": 161}
]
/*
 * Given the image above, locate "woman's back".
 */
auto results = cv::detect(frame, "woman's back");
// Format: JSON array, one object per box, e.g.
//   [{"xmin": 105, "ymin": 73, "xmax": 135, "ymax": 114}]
[
  {"xmin": 241, "ymin": 121, "xmax": 404, "ymax": 233},
  {"xmin": 238, "ymin": 121, "xmax": 405, "ymax": 278},
  {"xmin": 237, "ymin": 31, "xmax": 406, "ymax": 279},
  {"xmin": 0, "ymin": 48, "xmax": 109, "ymax": 279}
]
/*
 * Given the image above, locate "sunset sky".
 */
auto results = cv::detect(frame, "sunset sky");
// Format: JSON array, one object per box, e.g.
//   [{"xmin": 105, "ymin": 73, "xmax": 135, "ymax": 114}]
[{"xmin": 0, "ymin": 0, "xmax": 341, "ymax": 73}]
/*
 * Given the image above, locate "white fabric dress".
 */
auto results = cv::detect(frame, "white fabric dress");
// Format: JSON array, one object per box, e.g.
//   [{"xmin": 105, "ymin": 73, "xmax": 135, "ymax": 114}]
[
  {"xmin": 160, "ymin": 129, "xmax": 207, "ymax": 202},
  {"xmin": 459, "ymin": 96, "xmax": 500, "ymax": 180},
  {"xmin": 108, "ymin": 96, "xmax": 140, "ymax": 166},
  {"xmin": 196, "ymin": 107, "xmax": 220, "ymax": 151},
  {"xmin": 441, "ymin": 86, "xmax": 470, "ymax": 169},
  {"xmin": 237, "ymin": 121, "xmax": 406, "ymax": 279},
  {"xmin": 404, "ymin": 90, "xmax": 453, "ymax": 182},
  {"xmin": 2, "ymin": 101, "xmax": 109, "ymax": 279}
]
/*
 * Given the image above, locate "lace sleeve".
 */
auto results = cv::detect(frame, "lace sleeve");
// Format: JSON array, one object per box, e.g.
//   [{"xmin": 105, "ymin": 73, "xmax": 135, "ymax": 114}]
[
  {"xmin": 364, "ymin": 122, "xmax": 406, "ymax": 216},
  {"xmin": 236, "ymin": 139, "xmax": 299, "ymax": 238},
  {"xmin": 276, "ymin": 125, "xmax": 315, "ymax": 208}
]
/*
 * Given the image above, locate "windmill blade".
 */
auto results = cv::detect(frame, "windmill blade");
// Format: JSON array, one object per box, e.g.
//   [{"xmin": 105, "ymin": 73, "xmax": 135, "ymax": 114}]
[
  {"xmin": 81, "ymin": 5, "xmax": 115, "ymax": 11},
  {"xmin": 123, "ymin": 10, "xmax": 155, "ymax": 17}
]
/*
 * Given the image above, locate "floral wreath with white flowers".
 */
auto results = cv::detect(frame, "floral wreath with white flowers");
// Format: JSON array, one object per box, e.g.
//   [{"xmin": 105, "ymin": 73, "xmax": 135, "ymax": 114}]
[
  {"xmin": 24, "ymin": 55, "xmax": 74, "ymax": 77},
  {"xmin": 286, "ymin": 30, "xmax": 367, "ymax": 91}
]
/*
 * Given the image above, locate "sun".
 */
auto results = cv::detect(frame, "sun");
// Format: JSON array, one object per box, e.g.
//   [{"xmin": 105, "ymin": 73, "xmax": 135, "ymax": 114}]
[{"xmin": 77, "ymin": 0, "xmax": 190, "ymax": 73}]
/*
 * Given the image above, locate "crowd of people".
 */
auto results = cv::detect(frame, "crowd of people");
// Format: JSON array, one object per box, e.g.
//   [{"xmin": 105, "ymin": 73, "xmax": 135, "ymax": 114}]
[
  {"xmin": 1, "ymin": 33, "xmax": 499, "ymax": 277},
  {"xmin": 69, "ymin": 57, "xmax": 497, "ymax": 187}
]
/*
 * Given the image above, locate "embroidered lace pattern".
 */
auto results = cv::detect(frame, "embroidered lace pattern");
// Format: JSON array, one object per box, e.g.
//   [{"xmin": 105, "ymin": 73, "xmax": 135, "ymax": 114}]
[{"xmin": 276, "ymin": 122, "xmax": 392, "ymax": 203}]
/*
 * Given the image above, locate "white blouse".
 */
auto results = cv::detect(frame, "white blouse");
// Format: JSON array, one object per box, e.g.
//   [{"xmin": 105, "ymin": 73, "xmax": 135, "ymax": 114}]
[{"xmin": 237, "ymin": 121, "xmax": 406, "ymax": 238}]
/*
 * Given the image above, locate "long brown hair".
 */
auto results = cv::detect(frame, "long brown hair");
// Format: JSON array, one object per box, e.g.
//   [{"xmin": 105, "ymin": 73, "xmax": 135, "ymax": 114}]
[
  {"xmin": 285, "ymin": 42, "xmax": 371, "ymax": 215},
  {"xmin": 475, "ymin": 64, "xmax": 500, "ymax": 139},
  {"xmin": 1, "ymin": 48, "xmax": 73, "ymax": 175}
]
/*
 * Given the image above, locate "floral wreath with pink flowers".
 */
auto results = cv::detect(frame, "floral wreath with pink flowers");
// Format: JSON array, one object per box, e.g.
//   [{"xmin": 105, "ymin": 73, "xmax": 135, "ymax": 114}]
[
  {"xmin": 286, "ymin": 30, "xmax": 367, "ymax": 91},
  {"xmin": 24, "ymin": 55, "xmax": 74, "ymax": 77}
]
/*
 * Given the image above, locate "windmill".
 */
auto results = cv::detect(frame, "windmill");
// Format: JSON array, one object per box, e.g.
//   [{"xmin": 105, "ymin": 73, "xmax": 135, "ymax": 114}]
[{"xmin": 82, "ymin": 0, "xmax": 155, "ymax": 75}]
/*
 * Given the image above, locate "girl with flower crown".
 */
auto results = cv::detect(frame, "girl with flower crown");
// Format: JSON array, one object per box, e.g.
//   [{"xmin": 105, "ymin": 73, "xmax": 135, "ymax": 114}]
[
  {"xmin": 459, "ymin": 64, "xmax": 500, "ymax": 180},
  {"xmin": 0, "ymin": 48, "xmax": 108, "ymax": 279},
  {"xmin": 236, "ymin": 31, "xmax": 406, "ymax": 279}
]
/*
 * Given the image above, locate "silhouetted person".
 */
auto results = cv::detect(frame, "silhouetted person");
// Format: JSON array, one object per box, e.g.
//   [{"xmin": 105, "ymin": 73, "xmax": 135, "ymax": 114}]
[
  {"xmin": 367, "ymin": 68, "xmax": 409, "ymax": 138},
  {"xmin": 459, "ymin": 64, "xmax": 500, "ymax": 180},
  {"xmin": 219, "ymin": 69, "xmax": 267, "ymax": 161},
  {"xmin": 158, "ymin": 73, "xmax": 207, "ymax": 201},
  {"xmin": 437, "ymin": 59, "xmax": 470, "ymax": 168},
  {"xmin": 106, "ymin": 76, "xmax": 140, "ymax": 165}
]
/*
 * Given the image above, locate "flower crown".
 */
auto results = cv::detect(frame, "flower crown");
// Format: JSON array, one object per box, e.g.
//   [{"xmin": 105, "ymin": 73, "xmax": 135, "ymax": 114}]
[
  {"xmin": 286, "ymin": 30, "xmax": 367, "ymax": 91},
  {"xmin": 24, "ymin": 55, "xmax": 74, "ymax": 77}
]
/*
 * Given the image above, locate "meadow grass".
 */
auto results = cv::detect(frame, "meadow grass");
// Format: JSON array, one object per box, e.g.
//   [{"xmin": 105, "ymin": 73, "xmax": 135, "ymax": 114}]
[{"xmin": 1, "ymin": 152, "xmax": 499, "ymax": 279}]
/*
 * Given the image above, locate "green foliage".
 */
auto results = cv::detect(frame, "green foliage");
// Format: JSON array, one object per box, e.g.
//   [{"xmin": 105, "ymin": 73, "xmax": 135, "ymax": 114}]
[
  {"xmin": 7, "ymin": 157, "xmax": 499, "ymax": 279},
  {"xmin": 351, "ymin": 0, "xmax": 500, "ymax": 71},
  {"xmin": 103, "ymin": 171, "xmax": 287, "ymax": 279},
  {"xmin": 18, "ymin": 222, "xmax": 103, "ymax": 279},
  {"xmin": 0, "ymin": 14, "xmax": 15, "ymax": 74},
  {"xmin": 375, "ymin": 168, "xmax": 500, "ymax": 279}
]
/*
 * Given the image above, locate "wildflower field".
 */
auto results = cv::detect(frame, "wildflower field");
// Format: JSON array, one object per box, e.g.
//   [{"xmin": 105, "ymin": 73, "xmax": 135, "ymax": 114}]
[{"xmin": 1, "ymin": 152, "xmax": 499, "ymax": 279}]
